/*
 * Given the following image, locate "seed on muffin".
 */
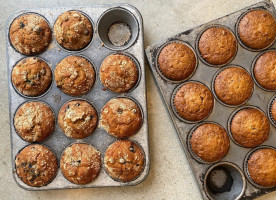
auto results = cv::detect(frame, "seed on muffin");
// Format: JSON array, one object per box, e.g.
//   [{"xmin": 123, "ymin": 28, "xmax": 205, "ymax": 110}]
[
  {"xmin": 14, "ymin": 101, "xmax": 55, "ymax": 143},
  {"xmin": 15, "ymin": 144, "xmax": 58, "ymax": 187}
]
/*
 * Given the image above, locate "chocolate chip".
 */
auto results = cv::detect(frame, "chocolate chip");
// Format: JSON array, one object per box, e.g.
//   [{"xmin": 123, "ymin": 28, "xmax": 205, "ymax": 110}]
[
  {"xmin": 28, "ymin": 163, "xmax": 32, "ymax": 169},
  {"xmin": 75, "ymin": 103, "xmax": 80, "ymax": 106},
  {"xmin": 65, "ymin": 105, "xmax": 70, "ymax": 112},
  {"xmin": 136, "ymin": 164, "xmax": 140, "ymax": 166},
  {"xmin": 117, "ymin": 108, "xmax": 123, "ymax": 114},
  {"xmin": 57, "ymin": 84, "xmax": 62, "ymax": 89},
  {"xmin": 129, "ymin": 145, "xmax": 135, "ymax": 152},
  {"xmin": 77, "ymin": 160, "xmax": 81, "ymax": 164},
  {"xmin": 90, "ymin": 115, "xmax": 94, "ymax": 119},
  {"xmin": 19, "ymin": 22, "xmax": 25, "ymax": 28}
]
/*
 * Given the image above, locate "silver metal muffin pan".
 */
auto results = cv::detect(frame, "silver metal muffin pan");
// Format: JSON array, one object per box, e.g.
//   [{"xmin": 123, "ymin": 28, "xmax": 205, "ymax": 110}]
[
  {"xmin": 145, "ymin": 0, "xmax": 276, "ymax": 199},
  {"xmin": 6, "ymin": 4, "xmax": 149, "ymax": 190}
]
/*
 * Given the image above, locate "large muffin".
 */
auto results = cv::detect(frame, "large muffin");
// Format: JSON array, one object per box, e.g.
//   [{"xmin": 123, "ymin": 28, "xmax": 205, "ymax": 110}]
[
  {"xmin": 15, "ymin": 144, "xmax": 58, "ymax": 187},
  {"xmin": 247, "ymin": 148, "xmax": 276, "ymax": 187},
  {"xmin": 12, "ymin": 57, "xmax": 52, "ymax": 97},
  {"xmin": 230, "ymin": 108, "xmax": 270, "ymax": 148},
  {"xmin": 198, "ymin": 27, "xmax": 237, "ymax": 65},
  {"xmin": 54, "ymin": 11, "xmax": 93, "ymax": 50},
  {"xmin": 254, "ymin": 51, "xmax": 276, "ymax": 90},
  {"xmin": 214, "ymin": 66, "xmax": 253, "ymax": 105},
  {"xmin": 190, "ymin": 123, "xmax": 230, "ymax": 162},
  {"xmin": 238, "ymin": 10, "xmax": 276, "ymax": 50},
  {"xmin": 174, "ymin": 82, "xmax": 214, "ymax": 121},
  {"xmin": 14, "ymin": 101, "xmax": 55, "ymax": 143},
  {"xmin": 55, "ymin": 55, "xmax": 95, "ymax": 96},
  {"xmin": 158, "ymin": 42, "xmax": 197, "ymax": 81}
]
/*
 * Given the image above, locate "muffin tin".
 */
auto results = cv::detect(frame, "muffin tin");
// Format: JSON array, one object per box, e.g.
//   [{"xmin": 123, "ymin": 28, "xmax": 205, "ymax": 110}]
[
  {"xmin": 6, "ymin": 4, "xmax": 149, "ymax": 190},
  {"xmin": 145, "ymin": 0, "xmax": 276, "ymax": 199}
]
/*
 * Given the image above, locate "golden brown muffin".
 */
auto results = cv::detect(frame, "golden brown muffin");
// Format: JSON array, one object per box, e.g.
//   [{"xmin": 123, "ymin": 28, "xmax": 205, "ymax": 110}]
[
  {"xmin": 238, "ymin": 10, "xmax": 276, "ymax": 50},
  {"xmin": 174, "ymin": 82, "xmax": 214, "ymax": 121},
  {"xmin": 158, "ymin": 42, "xmax": 197, "ymax": 81},
  {"xmin": 15, "ymin": 144, "xmax": 58, "ymax": 187},
  {"xmin": 58, "ymin": 100, "xmax": 98, "ymax": 139},
  {"xmin": 214, "ymin": 67, "xmax": 253, "ymax": 105},
  {"xmin": 247, "ymin": 148, "xmax": 276, "ymax": 187},
  {"xmin": 104, "ymin": 140, "xmax": 144, "ymax": 182},
  {"xmin": 271, "ymin": 99, "xmax": 276, "ymax": 122},
  {"xmin": 100, "ymin": 98, "xmax": 142, "ymax": 138},
  {"xmin": 12, "ymin": 57, "xmax": 52, "ymax": 97},
  {"xmin": 254, "ymin": 51, "xmax": 276, "ymax": 90},
  {"xmin": 198, "ymin": 27, "xmax": 237, "ymax": 65},
  {"xmin": 55, "ymin": 55, "xmax": 95, "ymax": 96},
  {"xmin": 100, "ymin": 54, "xmax": 138, "ymax": 93},
  {"xmin": 14, "ymin": 101, "xmax": 55, "ymax": 143},
  {"xmin": 60, "ymin": 143, "xmax": 101, "ymax": 184},
  {"xmin": 190, "ymin": 123, "xmax": 230, "ymax": 162},
  {"xmin": 9, "ymin": 14, "xmax": 51, "ymax": 55},
  {"xmin": 230, "ymin": 108, "xmax": 270, "ymax": 148},
  {"xmin": 54, "ymin": 11, "xmax": 93, "ymax": 50}
]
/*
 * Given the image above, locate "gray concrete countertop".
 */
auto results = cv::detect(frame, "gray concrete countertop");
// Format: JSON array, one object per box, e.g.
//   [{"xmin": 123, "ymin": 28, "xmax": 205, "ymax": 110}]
[{"xmin": 0, "ymin": 0, "xmax": 275, "ymax": 199}]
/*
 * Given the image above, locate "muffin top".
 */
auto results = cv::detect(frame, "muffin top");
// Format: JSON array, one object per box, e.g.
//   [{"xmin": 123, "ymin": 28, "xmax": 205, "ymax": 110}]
[
  {"xmin": 104, "ymin": 140, "xmax": 144, "ymax": 182},
  {"xmin": 15, "ymin": 144, "xmax": 58, "ymax": 187},
  {"xmin": 12, "ymin": 57, "xmax": 52, "ymax": 97},
  {"xmin": 271, "ymin": 99, "xmax": 276, "ymax": 123},
  {"xmin": 248, "ymin": 148, "xmax": 276, "ymax": 187},
  {"xmin": 14, "ymin": 101, "xmax": 55, "ymax": 143},
  {"xmin": 254, "ymin": 51, "xmax": 276, "ymax": 90},
  {"xmin": 55, "ymin": 55, "xmax": 95, "ymax": 96},
  {"xmin": 58, "ymin": 100, "xmax": 98, "ymax": 139},
  {"xmin": 230, "ymin": 108, "xmax": 270, "ymax": 148},
  {"xmin": 174, "ymin": 82, "xmax": 214, "ymax": 121},
  {"xmin": 214, "ymin": 67, "xmax": 253, "ymax": 105},
  {"xmin": 9, "ymin": 14, "xmax": 52, "ymax": 55},
  {"xmin": 158, "ymin": 43, "xmax": 197, "ymax": 81},
  {"xmin": 198, "ymin": 27, "xmax": 237, "ymax": 65},
  {"xmin": 100, "ymin": 98, "xmax": 142, "ymax": 138},
  {"xmin": 60, "ymin": 143, "xmax": 101, "ymax": 185},
  {"xmin": 54, "ymin": 11, "xmax": 93, "ymax": 50},
  {"xmin": 238, "ymin": 10, "xmax": 276, "ymax": 50},
  {"xmin": 191, "ymin": 123, "xmax": 230, "ymax": 162}
]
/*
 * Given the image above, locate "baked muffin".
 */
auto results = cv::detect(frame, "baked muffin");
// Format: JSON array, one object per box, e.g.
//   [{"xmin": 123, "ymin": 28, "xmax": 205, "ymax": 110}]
[
  {"xmin": 100, "ymin": 54, "xmax": 138, "ymax": 93},
  {"xmin": 230, "ymin": 108, "xmax": 270, "ymax": 148},
  {"xmin": 158, "ymin": 42, "xmax": 197, "ymax": 81},
  {"xmin": 214, "ymin": 67, "xmax": 253, "ymax": 105},
  {"xmin": 174, "ymin": 82, "xmax": 214, "ymax": 121},
  {"xmin": 60, "ymin": 143, "xmax": 101, "ymax": 184},
  {"xmin": 55, "ymin": 55, "xmax": 95, "ymax": 96},
  {"xmin": 271, "ymin": 99, "xmax": 276, "ymax": 122},
  {"xmin": 254, "ymin": 51, "xmax": 276, "ymax": 90},
  {"xmin": 12, "ymin": 57, "xmax": 52, "ymax": 97},
  {"xmin": 247, "ymin": 148, "xmax": 276, "ymax": 187},
  {"xmin": 15, "ymin": 144, "xmax": 58, "ymax": 187},
  {"xmin": 104, "ymin": 140, "xmax": 144, "ymax": 182},
  {"xmin": 14, "ymin": 101, "xmax": 55, "ymax": 143},
  {"xmin": 100, "ymin": 98, "xmax": 142, "ymax": 138},
  {"xmin": 58, "ymin": 100, "xmax": 98, "ymax": 139},
  {"xmin": 198, "ymin": 27, "xmax": 237, "ymax": 65},
  {"xmin": 54, "ymin": 11, "xmax": 93, "ymax": 50},
  {"xmin": 9, "ymin": 14, "xmax": 51, "ymax": 55},
  {"xmin": 238, "ymin": 10, "xmax": 276, "ymax": 50},
  {"xmin": 190, "ymin": 123, "xmax": 230, "ymax": 162}
]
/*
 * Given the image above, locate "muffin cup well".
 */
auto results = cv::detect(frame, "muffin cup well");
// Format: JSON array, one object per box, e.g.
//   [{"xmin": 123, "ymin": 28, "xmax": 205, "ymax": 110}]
[{"xmin": 268, "ymin": 93, "xmax": 276, "ymax": 128}]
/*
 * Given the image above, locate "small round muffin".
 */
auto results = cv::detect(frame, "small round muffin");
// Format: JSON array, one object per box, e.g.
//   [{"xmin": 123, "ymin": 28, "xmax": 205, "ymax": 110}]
[
  {"xmin": 58, "ymin": 100, "xmax": 98, "ymax": 139},
  {"xmin": 254, "ymin": 51, "xmax": 276, "ymax": 90},
  {"xmin": 174, "ymin": 82, "xmax": 214, "ymax": 121},
  {"xmin": 247, "ymin": 148, "xmax": 276, "ymax": 187},
  {"xmin": 60, "ymin": 143, "xmax": 101, "ymax": 184},
  {"xmin": 12, "ymin": 57, "xmax": 52, "ymax": 97},
  {"xmin": 271, "ymin": 99, "xmax": 276, "ymax": 122},
  {"xmin": 55, "ymin": 55, "xmax": 95, "ymax": 96},
  {"xmin": 238, "ymin": 10, "xmax": 276, "ymax": 50},
  {"xmin": 230, "ymin": 108, "xmax": 270, "ymax": 148},
  {"xmin": 54, "ymin": 11, "xmax": 93, "ymax": 50},
  {"xmin": 100, "ymin": 54, "xmax": 139, "ymax": 93},
  {"xmin": 214, "ymin": 67, "xmax": 253, "ymax": 105},
  {"xmin": 9, "ymin": 14, "xmax": 51, "ymax": 55},
  {"xmin": 15, "ymin": 144, "xmax": 58, "ymax": 187},
  {"xmin": 104, "ymin": 140, "xmax": 144, "ymax": 182},
  {"xmin": 14, "ymin": 101, "xmax": 55, "ymax": 143},
  {"xmin": 100, "ymin": 98, "xmax": 142, "ymax": 138},
  {"xmin": 191, "ymin": 123, "xmax": 230, "ymax": 162},
  {"xmin": 158, "ymin": 42, "xmax": 197, "ymax": 81},
  {"xmin": 198, "ymin": 27, "xmax": 237, "ymax": 65}
]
